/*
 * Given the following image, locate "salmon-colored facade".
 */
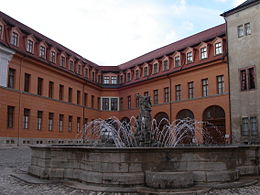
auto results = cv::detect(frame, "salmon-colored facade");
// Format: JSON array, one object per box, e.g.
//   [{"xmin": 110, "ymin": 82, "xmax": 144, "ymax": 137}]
[{"xmin": 0, "ymin": 11, "xmax": 230, "ymax": 145}]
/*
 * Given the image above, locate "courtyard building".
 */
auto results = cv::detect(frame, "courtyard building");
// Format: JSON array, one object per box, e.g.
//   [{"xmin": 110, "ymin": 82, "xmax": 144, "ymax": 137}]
[{"xmin": 4, "ymin": 1, "xmax": 257, "ymax": 146}]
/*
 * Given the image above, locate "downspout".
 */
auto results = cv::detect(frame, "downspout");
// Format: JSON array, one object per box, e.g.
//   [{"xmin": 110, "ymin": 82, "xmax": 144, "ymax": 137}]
[
  {"xmin": 167, "ymin": 75, "xmax": 172, "ymax": 122},
  {"xmin": 17, "ymin": 55, "xmax": 25, "ymax": 146},
  {"xmin": 224, "ymin": 17, "xmax": 232, "ymax": 144}
]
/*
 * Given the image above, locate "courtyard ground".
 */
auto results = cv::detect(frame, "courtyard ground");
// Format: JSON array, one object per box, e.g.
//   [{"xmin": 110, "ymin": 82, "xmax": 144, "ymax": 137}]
[{"xmin": 0, "ymin": 147, "xmax": 260, "ymax": 195}]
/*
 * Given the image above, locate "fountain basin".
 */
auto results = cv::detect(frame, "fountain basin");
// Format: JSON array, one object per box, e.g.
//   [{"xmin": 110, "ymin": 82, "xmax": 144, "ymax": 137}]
[{"xmin": 28, "ymin": 145, "xmax": 260, "ymax": 188}]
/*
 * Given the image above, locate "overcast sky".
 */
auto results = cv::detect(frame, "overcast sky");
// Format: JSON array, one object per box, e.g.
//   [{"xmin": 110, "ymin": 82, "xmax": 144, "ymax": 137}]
[{"xmin": 1, "ymin": 0, "xmax": 245, "ymax": 66}]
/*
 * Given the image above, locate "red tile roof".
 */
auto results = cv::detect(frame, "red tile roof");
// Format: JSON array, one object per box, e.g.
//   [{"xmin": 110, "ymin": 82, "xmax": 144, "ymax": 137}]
[{"xmin": 118, "ymin": 24, "xmax": 225, "ymax": 70}]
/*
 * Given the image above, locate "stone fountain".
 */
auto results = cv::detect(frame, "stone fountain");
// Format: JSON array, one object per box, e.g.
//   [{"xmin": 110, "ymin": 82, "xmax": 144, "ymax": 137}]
[{"xmin": 28, "ymin": 95, "xmax": 260, "ymax": 192}]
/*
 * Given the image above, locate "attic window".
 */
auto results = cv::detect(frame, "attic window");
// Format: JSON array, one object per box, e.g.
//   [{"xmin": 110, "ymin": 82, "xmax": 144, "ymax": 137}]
[
  {"xmin": 111, "ymin": 76, "xmax": 117, "ymax": 84},
  {"xmin": 187, "ymin": 52, "xmax": 193, "ymax": 64},
  {"xmin": 51, "ymin": 51, "xmax": 56, "ymax": 63},
  {"xmin": 175, "ymin": 56, "xmax": 180, "ymax": 67},
  {"xmin": 11, "ymin": 32, "xmax": 18, "ymax": 46},
  {"xmin": 135, "ymin": 70, "xmax": 140, "ymax": 79},
  {"xmin": 69, "ymin": 60, "xmax": 74, "ymax": 71},
  {"xmin": 0, "ymin": 25, "xmax": 3, "ymax": 39},
  {"xmin": 144, "ymin": 67, "xmax": 148, "ymax": 77},
  {"xmin": 39, "ymin": 46, "xmax": 46, "ymax": 58},
  {"xmin": 26, "ymin": 40, "xmax": 33, "ymax": 53},
  {"xmin": 153, "ymin": 63, "xmax": 158, "ymax": 74},
  {"xmin": 201, "ymin": 47, "xmax": 207, "ymax": 59},
  {"xmin": 127, "ymin": 72, "xmax": 131, "ymax": 82},
  {"xmin": 163, "ymin": 60, "xmax": 169, "ymax": 71}
]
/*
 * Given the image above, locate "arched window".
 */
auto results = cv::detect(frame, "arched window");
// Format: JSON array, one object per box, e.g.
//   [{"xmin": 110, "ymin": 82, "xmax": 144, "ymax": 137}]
[{"xmin": 203, "ymin": 105, "xmax": 225, "ymax": 144}]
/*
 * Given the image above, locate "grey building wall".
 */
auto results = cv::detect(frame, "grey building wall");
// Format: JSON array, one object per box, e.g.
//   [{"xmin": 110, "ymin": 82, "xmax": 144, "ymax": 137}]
[{"xmin": 225, "ymin": 3, "xmax": 260, "ymax": 143}]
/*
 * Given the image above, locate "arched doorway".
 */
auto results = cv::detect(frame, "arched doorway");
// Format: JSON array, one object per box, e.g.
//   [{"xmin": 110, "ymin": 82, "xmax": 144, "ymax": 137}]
[
  {"xmin": 176, "ymin": 109, "xmax": 195, "ymax": 144},
  {"xmin": 203, "ymin": 105, "xmax": 225, "ymax": 144},
  {"xmin": 154, "ymin": 112, "xmax": 169, "ymax": 130}
]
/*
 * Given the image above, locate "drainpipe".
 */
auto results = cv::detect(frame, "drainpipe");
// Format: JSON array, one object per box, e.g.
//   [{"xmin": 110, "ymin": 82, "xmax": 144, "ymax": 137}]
[
  {"xmin": 17, "ymin": 55, "xmax": 25, "ymax": 146},
  {"xmin": 167, "ymin": 76, "xmax": 172, "ymax": 122},
  {"xmin": 224, "ymin": 18, "xmax": 232, "ymax": 144}
]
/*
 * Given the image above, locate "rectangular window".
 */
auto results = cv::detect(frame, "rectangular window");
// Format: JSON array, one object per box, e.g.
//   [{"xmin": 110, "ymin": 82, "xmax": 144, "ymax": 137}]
[
  {"xmin": 103, "ymin": 76, "xmax": 110, "ymax": 84},
  {"xmin": 201, "ymin": 47, "xmax": 207, "ymax": 59},
  {"xmin": 111, "ymin": 98, "xmax": 118, "ymax": 111},
  {"xmin": 91, "ymin": 95, "xmax": 94, "ymax": 108},
  {"xmin": 77, "ymin": 117, "xmax": 81, "ymax": 132},
  {"xmin": 11, "ymin": 32, "xmax": 18, "ymax": 46},
  {"xmin": 144, "ymin": 67, "xmax": 148, "ymax": 77},
  {"xmin": 153, "ymin": 63, "xmax": 158, "ymax": 73},
  {"xmin": 68, "ymin": 116, "xmax": 73, "ymax": 132},
  {"xmin": 37, "ymin": 111, "xmax": 43, "ymax": 130},
  {"xmin": 248, "ymin": 68, "xmax": 256, "ymax": 90},
  {"xmin": 144, "ymin": 91, "xmax": 149, "ymax": 96},
  {"xmin": 59, "ymin": 114, "xmax": 64, "ymax": 131},
  {"xmin": 187, "ymin": 52, "xmax": 193, "ymax": 63},
  {"xmin": 217, "ymin": 75, "xmax": 224, "ymax": 94},
  {"xmin": 68, "ymin": 88, "xmax": 73, "ymax": 103},
  {"xmin": 237, "ymin": 24, "xmax": 244, "ymax": 38},
  {"xmin": 175, "ymin": 84, "xmax": 181, "ymax": 101},
  {"xmin": 24, "ymin": 73, "xmax": 31, "ymax": 92},
  {"xmin": 240, "ymin": 67, "xmax": 256, "ymax": 91},
  {"xmin": 127, "ymin": 72, "xmax": 131, "ymax": 82},
  {"xmin": 92, "ymin": 72, "xmax": 95, "ymax": 82},
  {"xmin": 48, "ymin": 81, "xmax": 54, "ymax": 98},
  {"xmin": 250, "ymin": 117, "xmax": 258, "ymax": 136},
  {"xmin": 39, "ymin": 46, "xmax": 45, "ymax": 58},
  {"xmin": 120, "ymin": 97, "xmax": 123, "ymax": 111},
  {"xmin": 202, "ymin": 79, "xmax": 208, "ymax": 97},
  {"xmin": 163, "ymin": 60, "xmax": 169, "ymax": 71},
  {"xmin": 215, "ymin": 42, "xmax": 222, "ymax": 55},
  {"xmin": 153, "ymin": 89, "xmax": 158, "ymax": 104},
  {"xmin": 175, "ymin": 56, "xmax": 180, "ymax": 67},
  {"xmin": 23, "ymin": 108, "xmax": 30, "ymax": 129},
  {"xmin": 102, "ymin": 98, "xmax": 109, "ymax": 111},
  {"xmin": 37, "ymin": 77, "xmax": 43, "ymax": 96},
  {"xmin": 244, "ymin": 23, "xmax": 251, "ymax": 36},
  {"xmin": 0, "ymin": 25, "xmax": 2, "ymax": 38},
  {"xmin": 111, "ymin": 76, "xmax": 117, "ymax": 84},
  {"xmin": 241, "ymin": 117, "xmax": 249, "ymax": 136},
  {"xmin": 59, "ymin": 84, "xmax": 64, "ymax": 101},
  {"xmin": 69, "ymin": 60, "xmax": 74, "ymax": 71},
  {"xmin": 83, "ymin": 93, "xmax": 88, "ymax": 106},
  {"xmin": 127, "ymin": 96, "xmax": 131, "ymax": 109},
  {"xmin": 77, "ymin": 65, "xmax": 81, "ymax": 74},
  {"xmin": 120, "ymin": 75, "xmax": 124, "ymax": 83},
  {"xmin": 85, "ymin": 69, "xmax": 89, "ymax": 79},
  {"xmin": 48, "ymin": 113, "xmax": 54, "ymax": 131},
  {"xmin": 61, "ymin": 56, "xmax": 65, "ymax": 67},
  {"xmin": 77, "ymin": 90, "xmax": 81, "ymax": 104},
  {"xmin": 7, "ymin": 68, "xmax": 15, "ymax": 88},
  {"xmin": 51, "ymin": 51, "xmax": 56, "ymax": 63},
  {"xmin": 7, "ymin": 106, "xmax": 15, "ymax": 128},
  {"xmin": 97, "ymin": 97, "xmax": 100, "ymax": 110},
  {"xmin": 188, "ymin": 82, "xmax": 194, "ymax": 99},
  {"xmin": 136, "ymin": 93, "xmax": 140, "ymax": 108},
  {"xmin": 164, "ymin": 87, "xmax": 169, "ymax": 103},
  {"xmin": 135, "ymin": 70, "xmax": 139, "ymax": 79},
  {"xmin": 27, "ymin": 40, "xmax": 33, "ymax": 53}
]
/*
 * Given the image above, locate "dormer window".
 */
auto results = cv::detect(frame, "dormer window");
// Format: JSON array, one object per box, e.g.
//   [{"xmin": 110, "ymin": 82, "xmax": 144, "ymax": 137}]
[
  {"xmin": 0, "ymin": 25, "xmax": 3, "ymax": 39},
  {"xmin": 111, "ymin": 76, "xmax": 117, "ymax": 84},
  {"xmin": 60, "ymin": 56, "xmax": 66, "ymax": 67},
  {"xmin": 201, "ymin": 47, "xmax": 207, "ymax": 59},
  {"xmin": 187, "ymin": 52, "xmax": 193, "ymax": 64},
  {"xmin": 175, "ymin": 56, "xmax": 180, "ymax": 67},
  {"xmin": 39, "ymin": 46, "xmax": 46, "ymax": 58},
  {"xmin": 127, "ymin": 72, "xmax": 131, "ymax": 82},
  {"xmin": 51, "ymin": 51, "xmax": 56, "ymax": 63},
  {"xmin": 163, "ymin": 60, "xmax": 169, "ymax": 71},
  {"xmin": 77, "ymin": 65, "xmax": 81, "ymax": 75},
  {"xmin": 69, "ymin": 60, "xmax": 74, "ymax": 71},
  {"xmin": 144, "ymin": 66, "xmax": 148, "ymax": 77},
  {"xmin": 153, "ymin": 63, "xmax": 158, "ymax": 74},
  {"xmin": 11, "ymin": 32, "xmax": 18, "ymax": 46},
  {"xmin": 103, "ymin": 76, "xmax": 109, "ymax": 84},
  {"xmin": 26, "ymin": 40, "xmax": 33, "ymax": 53},
  {"xmin": 84, "ymin": 68, "xmax": 88, "ymax": 78},
  {"xmin": 135, "ymin": 69, "xmax": 140, "ymax": 79},
  {"xmin": 215, "ymin": 42, "xmax": 222, "ymax": 55},
  {"xmin": 92, "ymin": 71, "xmax": 95, "ymax": 82}
]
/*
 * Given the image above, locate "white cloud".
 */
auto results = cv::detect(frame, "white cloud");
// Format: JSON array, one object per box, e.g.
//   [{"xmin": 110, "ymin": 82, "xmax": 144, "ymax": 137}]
[{"xmin": 0, "ymin": 0, "xmax": 226, "ymax": 66}]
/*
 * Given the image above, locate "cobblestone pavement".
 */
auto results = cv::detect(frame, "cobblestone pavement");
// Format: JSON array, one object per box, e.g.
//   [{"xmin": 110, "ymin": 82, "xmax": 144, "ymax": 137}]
[{"xmin": 0, "ymin": 147, "xmax": 260, "ymax": 195}]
